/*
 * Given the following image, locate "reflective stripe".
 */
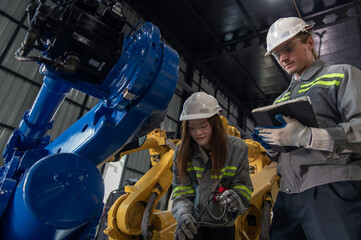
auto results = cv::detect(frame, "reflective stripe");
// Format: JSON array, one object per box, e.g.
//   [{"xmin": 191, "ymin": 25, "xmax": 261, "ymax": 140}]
[
  {"xmin": 173, "ymin": 185, "xmax": 193, "ymax": 191},
  {"xmin": 211, "ymin": 166, "xmax": 237, "ymax": 179},
  {"xmin": 275, "ymin": 92, "xmax": 290, "ymax": 103},
  {"xmin": 187, "ymin": 164, "xmax": 205, "ymax": 179},
  {"xmin": 211, "ymin": 174, "xmax": 222, "ymax": 179},
  {"xmin": 298, "ymin": 74, "xmax": 343, "ymax": 93},
  {"xmin": 223, "ymin": 172, "xmax": 235, "ymax": 176},
  {"xmin": 300, "ymin": 74, "xmax": 344, "ymax": 88},
  {"xmin": 225, "ymin": 166, "xmax": 237, "ymax": 171},
  {"xmin": 298, "ymin": 80, "xmax": 340, "ymax": 93},
  {"xmin": 233, "ymin": 185, "xmax": 253, "ymax": 200},
  {"xmin": 187, "ymin": 166, "xmax": 204, "ymax": 171},
  {"xmin": 188, "ymin": 163, "xmax": 238, "ymax": 180},
  {"xmin": 173, "ymin": 185, "xmax": 195, "ymax": 197},
  {"xmin": 220, "ymin": 166, "xmax": 237, "ymax": 172},
  {"xmin": 173, "ymin": 189, "xmax": 195, "ymax": 197},
  {"xmin": 299, "ymin": 80, "xmax": 341, "ymax": 93}
]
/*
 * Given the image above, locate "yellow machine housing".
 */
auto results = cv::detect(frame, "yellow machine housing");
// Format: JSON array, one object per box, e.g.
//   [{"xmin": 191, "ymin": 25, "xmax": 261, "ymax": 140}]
[{"xmin": 104, "ymin": 117, "xmax": 279, "ymax": 240}]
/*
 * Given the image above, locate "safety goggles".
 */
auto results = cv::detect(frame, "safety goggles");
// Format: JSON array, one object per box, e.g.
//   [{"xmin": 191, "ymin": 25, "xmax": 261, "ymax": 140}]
[
  {"xmin": 271, "ymin": 38, "xmax": 302, "ymax": 60},
  {"xmin": 187, "ymin": 121, "xmax": 211, "ymax": 132}
]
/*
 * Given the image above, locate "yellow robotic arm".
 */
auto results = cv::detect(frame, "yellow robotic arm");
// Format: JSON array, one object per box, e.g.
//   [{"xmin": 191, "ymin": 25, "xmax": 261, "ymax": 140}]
[
  {"xmin": 104, "ymin": 117, "xmax": 279, "ymax": 240},
  {"xmin": 104, "ymin": 129, "xmax": 178, "ymax": 240}
]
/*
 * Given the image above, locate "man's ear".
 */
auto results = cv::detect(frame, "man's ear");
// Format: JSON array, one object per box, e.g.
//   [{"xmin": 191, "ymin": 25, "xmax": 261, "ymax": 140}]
[{"xmin": 307, "ymin": 36, "xmax": 314, "ymax": 50}]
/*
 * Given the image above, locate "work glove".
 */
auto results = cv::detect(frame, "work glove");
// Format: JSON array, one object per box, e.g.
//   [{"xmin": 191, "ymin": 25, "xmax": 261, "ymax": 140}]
[
  {"xmin": 258, "ymin": 114, "xmax": 312, "ymax": 148},
  {"xmin": 218, "ymin": 189, "xmax": 245, "ymax": 214},
  {"xmin": 175, "ymin": 213, "xmax": 199, "ymax": 240},
  {"xmin": 252, "ymin": 127, "xmax": 271, "ymax": 150}
]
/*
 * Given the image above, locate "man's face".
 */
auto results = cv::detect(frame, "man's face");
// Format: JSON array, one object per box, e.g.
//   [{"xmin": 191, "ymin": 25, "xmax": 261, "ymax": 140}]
[{"xmin": 272, "ymin": 36, "xmax": 314, "ymax": 77}]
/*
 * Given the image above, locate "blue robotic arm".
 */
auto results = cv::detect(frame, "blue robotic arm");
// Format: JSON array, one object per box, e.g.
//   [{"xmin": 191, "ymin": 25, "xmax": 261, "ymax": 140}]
[{"xmin": 0, "ymin": 1, "xmax": 179, "ymax": 239}]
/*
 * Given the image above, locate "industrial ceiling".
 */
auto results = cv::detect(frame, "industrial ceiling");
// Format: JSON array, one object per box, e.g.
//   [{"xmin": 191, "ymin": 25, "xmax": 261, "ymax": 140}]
[{"xmin": 125, "ymin": 0, "xmax": 361, "ymax": 117}]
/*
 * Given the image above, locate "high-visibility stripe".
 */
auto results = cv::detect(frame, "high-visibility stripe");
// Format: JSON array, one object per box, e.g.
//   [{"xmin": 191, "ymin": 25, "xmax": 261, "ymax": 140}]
[
  {"xmin": 187, "ymin": 166, "xmax": 204, "ymax": 172},
  {"xmin": 187, "ymin": 167, "xmax": 204, "ymax": 171},
  {"xmin": 275, "ymin": 92, "xmax": 290, "ymax": 103},
  {"xmin": 226, "ymin": 166, "xmax": 237, "ymax": 170},
  {"xmin": 188, "ymin": 163, "xmax": 238, "ymax": 179},
  {"xmin": 173, "ymin": 189, "xmax": 196, "ymax": 197},
  {"xmin": 173, "ymin": 185, "xmax": 193, "ymax": 191},
  {"xmin": 223, "ymin": 172, "xmax": 236, "ymax": 176},
  {"xmin": 300, "ymin": 74, "xmax": 344, "ymax": 88},
  {"xmin": 173, "ymin": 185, "xmax": 195, "ymax": 197},
  {"xmin": 187, "ymin": 164, "xmax": 205, "ymax": 179},
  {"xmin": 233, "ymin": 185, "xmax": 253, "ymax": 200},
  {"xmin": 211, "ymin": 165, "xmax": 238, "ymax": 179},
  {"xmin": 220, "ymin": 166, "xmax": 237, "ymax": 172},
  {"xmin": 298, "ymin": 74, "xmax": 343, "ymax": 93},
  {"xmin": 299, "ymin": 80, "xmax": 341, "ymax": 93}
]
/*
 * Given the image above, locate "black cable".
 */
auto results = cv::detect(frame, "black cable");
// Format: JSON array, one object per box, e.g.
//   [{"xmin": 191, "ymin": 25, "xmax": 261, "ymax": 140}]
[
  {"xmin": 194, "ymin": 190, "xmax": 236, "ymax": 227},
  {"xmin": 194, "ymin": 165, "xmax": 245, "ymax": 227}
]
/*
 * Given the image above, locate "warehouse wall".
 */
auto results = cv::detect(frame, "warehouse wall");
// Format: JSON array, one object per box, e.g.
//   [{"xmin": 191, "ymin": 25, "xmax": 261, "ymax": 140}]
[{"xmin": 0, "ymin": 1, "xmax": 250, "ymax": 206}]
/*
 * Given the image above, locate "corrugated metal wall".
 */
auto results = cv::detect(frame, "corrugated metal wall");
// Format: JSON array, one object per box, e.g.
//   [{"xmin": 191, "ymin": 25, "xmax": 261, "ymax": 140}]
[
  {"xmin": 0, "ymin": 0, "xmax": 101, "ymax": 165},
  {"xmin": 0, "ymin": 0, "xmax": 248, "ymax": 209}
]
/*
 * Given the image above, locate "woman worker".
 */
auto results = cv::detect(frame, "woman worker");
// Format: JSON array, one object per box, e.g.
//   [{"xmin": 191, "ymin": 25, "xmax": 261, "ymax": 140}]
[{"xmin": 171, "ymin": 92, "xmax": 253, "ymax": 240}]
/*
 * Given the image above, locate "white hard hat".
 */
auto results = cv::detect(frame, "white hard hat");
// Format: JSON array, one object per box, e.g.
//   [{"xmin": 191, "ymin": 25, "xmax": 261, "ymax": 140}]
[
  {"xmin": 179, "ymin": 92, "xmax": 221, "ymax": 121},
  {"xmin": 265, "ymin": 17, "xmax": 313, "ymax": 56}
]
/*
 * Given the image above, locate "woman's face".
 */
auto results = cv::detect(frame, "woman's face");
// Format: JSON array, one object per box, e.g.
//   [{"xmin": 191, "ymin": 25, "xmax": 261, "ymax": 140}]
[{"xmin": 187, "ymin": 118, "xmax": 213, "ymax": 151}]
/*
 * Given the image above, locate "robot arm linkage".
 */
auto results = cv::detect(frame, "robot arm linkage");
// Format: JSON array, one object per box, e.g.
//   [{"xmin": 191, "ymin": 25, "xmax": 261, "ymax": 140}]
[{"xmin": 0, "ymin": 1, "xmax": 179, "ymax": 239}]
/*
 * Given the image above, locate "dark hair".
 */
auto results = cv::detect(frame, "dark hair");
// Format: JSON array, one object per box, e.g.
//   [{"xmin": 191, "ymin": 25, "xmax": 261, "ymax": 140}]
[
  {"xmin": 297, "ymin": 31, "xmax": 312, "ymax": 43},
  {"xmin": 176, "ymin": 114, "xmax": 227, "ymax": 182}
]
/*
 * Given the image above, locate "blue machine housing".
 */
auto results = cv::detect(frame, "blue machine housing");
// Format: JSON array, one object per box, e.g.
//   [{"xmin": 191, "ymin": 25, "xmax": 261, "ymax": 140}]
[{"xmin": 0, "ymin": 6, "xmax": 179, "ymax": 238}]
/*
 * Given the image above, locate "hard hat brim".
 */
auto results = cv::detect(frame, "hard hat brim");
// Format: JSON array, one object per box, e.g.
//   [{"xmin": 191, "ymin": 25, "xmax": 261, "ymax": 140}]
[{"xmin": 179, "ymin": 113, "xmax": 218, "ymax": 121}]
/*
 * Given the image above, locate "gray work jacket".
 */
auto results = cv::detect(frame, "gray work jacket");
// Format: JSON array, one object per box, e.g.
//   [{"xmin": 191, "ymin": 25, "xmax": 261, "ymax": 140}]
[
  {"xmin": 274, "ymin": 60, "xmax": 361, "ymax": 194},
  {"xmin": 171, "ymin": 135, "xmax": 253, "ymax": 227}
]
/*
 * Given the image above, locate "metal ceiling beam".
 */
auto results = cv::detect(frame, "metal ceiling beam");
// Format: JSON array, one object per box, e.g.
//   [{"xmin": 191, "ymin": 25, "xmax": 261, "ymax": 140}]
[
  {"xmin": 230, "ymin": 55, "xmax": 267, "ymax": 99},
  {"xmin": 123, "ymin": 0, "xmax": 257, "ymax": 105},
  {"xmin": 123, "ymin": 0, "xmax": 194, "ymax": 62},
  {"xmin": 183, "ymin": 0, "xmax": 223, "ymax": 45},
  {"xmin": 194, "ymin": 30, "xmax": 268, "ymax": 64},
  {"xmin": 183, "ymin": 0, "xmax": 267, "ymax": 99},
  {"xmin": 211, "ymin": 0, "xmax": 290, "ymax": 94},
  {"xmin": 234, "ymin": 0, "xmax": 259, "ymax": 34},
  {"xmin": 195, "ymin": 1, "xmax": 361, "ymax": 64}
]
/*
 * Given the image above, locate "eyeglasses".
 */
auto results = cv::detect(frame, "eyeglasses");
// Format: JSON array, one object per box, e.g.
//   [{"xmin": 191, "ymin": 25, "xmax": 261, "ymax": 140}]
[
  {"xmin": 271, "ymin": 38, "xmax": 302, "ymax": 60},
  {"xmin": 187, "ymin": 121, "xmax": 211, "ymax": 132}
]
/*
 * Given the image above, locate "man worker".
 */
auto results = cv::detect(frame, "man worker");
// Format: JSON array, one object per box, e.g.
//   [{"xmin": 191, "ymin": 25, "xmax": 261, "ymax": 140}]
[{"xmin": 252, "ymin": 17, "xmax": 361, "ymax": 240}]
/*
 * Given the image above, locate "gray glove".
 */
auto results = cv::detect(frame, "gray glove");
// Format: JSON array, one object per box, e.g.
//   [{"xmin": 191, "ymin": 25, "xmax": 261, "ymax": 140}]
[
  {"xmin": 259, "ymin": 116, "xmax": 312, "ymax": 148},
  {"xmin": 219, "ymin": 189, "xmax": 245, "ymax": 213},
  {"xmin": 175, "ymin": 213, "xmax": 199, "ymax": 240}
]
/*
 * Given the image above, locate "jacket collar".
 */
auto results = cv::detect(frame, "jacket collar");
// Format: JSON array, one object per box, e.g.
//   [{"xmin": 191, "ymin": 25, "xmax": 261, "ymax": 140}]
[
  {"xmin": 191, "ymin": 142, "xmax": 210, "ymax": 166},
  {"xmin": 294, "ymin": 60, "xmax": 325, "ymax": 81}
]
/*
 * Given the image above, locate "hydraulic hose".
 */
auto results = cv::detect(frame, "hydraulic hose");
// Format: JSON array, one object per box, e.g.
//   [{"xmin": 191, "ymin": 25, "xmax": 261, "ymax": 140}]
[{"xmin": 141, "ymin": 192, "xmax": 158, "ymax": 240}]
